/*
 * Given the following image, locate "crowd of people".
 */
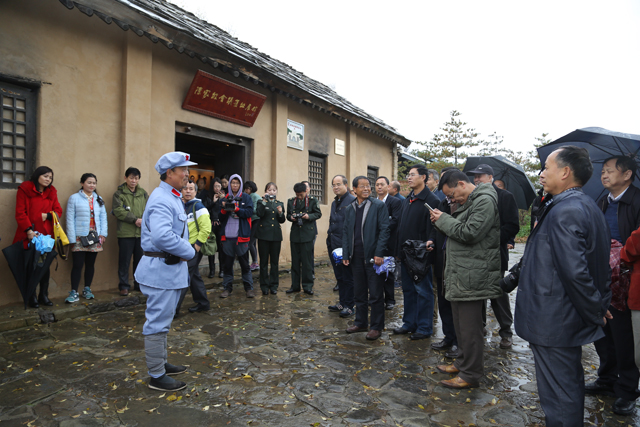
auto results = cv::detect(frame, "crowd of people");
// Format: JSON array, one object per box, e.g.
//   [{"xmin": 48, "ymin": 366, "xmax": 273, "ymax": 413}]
[{"xmin": 11, "ymin": 147, "xmax": 640, "ymax": 425}]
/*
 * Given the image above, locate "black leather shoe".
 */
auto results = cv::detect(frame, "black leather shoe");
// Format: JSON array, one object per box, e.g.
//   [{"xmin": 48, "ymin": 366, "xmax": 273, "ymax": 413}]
[
  {"xmin": 304, "ymin": 289, "xmax": 314, "ymax": 295},
  {"xmin": 148, "ymin": 374, "xmax": 187, "ymax": 391},
  {"xmin": 385, "ymin": 303, "xmax": 395, "ymax": 310},
  {"xmin": 38, "ymin": 294, "xmax": 53, "ymax": 306},
  {"xmin": 270, "ymin": 289, "xmax": 277, "ymax": 294},
  {"xmin": 164, "ymin": 363, "xmax": 187, "ymax": 376},
  {"xmin": 445, "ymin": 345, "xmax": 459, "ymax": 358},
  {"xmin": 188, "ymin": 305, "xmax": 209, "ymax": 313},
  {"xmin": 333, "ymin": 284, "xmax": 339, "ymax": 292},
  {"xmin": 328, "ymin": 303, "xmax": 344, "ymax": 312},
  {"xmin": 262, "ymin": 290, "xmax": 269, "ymax": 295},
  {"xmin": 28, "ymin": 295, "xmax": 39, "ymax": 308},
  {"xmin": 585, "ymin": 380, "xmax": 615, "ymax": 397},
  {"xmin": 286, "ymin": 288, "xmax": 300, "ymax": 294},
  {"xmin": 431, "ymin": 339, "xmax": 453, "ymax": 350},
  {"xmin": 613, "ymin": 397, "xmax": 636, "ymax": 415},
  {"xmin": 393, "ymin": 327, "xmax": 413, "ymax": 335},
  {"xmin": 410, "ymin": 333, "xmax": 431, "ymax": 340}
]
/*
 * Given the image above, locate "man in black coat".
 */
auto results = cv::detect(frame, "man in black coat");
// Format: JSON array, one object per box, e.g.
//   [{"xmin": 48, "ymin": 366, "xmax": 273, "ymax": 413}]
[
  {"xmin": 342, "ymin": 176, "xmax": 390, "ymax": 340},
  {"xmin": 467, "ymin": 164, "xmax": 519, "ymax": 349},
  {"xmin": 375, "ymin": 176, "xmax": 402, "ymax": 310},
  {"xmin": 515, "ymin": 146, "xmax": 611, "ymax": 426},
  {"xmin": 327, "ymin": 175, "xmax": 356, "ymax": 317},
  {"xmin": 589, "ymin": 155, "xmax": 640, "ymax": 416},
  {"xmin": 394, "ymin": 165, "xmax": 441, "ymax": 340}
]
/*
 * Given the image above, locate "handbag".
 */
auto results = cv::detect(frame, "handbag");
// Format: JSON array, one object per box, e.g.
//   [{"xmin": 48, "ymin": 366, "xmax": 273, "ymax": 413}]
[
  {"xmin": 80, "ymin": 230, "xmax": 99, "ymax": 247},
  {"xmin": 192, "ymin": 205, "xmax": 217, "ymax": 256},
  {"xmin": 51, "ymin": 211, "xmax": 69, "ymax": 260}
]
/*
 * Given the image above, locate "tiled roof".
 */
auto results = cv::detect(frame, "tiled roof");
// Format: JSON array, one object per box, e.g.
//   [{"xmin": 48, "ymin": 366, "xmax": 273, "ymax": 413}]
[{"xmin": 58, "ymin": 0, "xmax": 411, "ymax": 146}]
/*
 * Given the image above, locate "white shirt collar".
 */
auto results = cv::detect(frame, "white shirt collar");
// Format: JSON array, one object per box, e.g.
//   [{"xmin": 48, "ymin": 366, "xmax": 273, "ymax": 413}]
[
  {"xmin": 379, "ymin": 193, "xmax": 388, "ymax": 203},
  {"xmin": 608, "ymin": 185, "xmax": 630, "ymax": 203}
]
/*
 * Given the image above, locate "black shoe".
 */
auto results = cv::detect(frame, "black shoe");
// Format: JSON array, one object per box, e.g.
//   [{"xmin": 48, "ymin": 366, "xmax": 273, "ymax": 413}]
[
  {"xmin": 328, "ymin": 303, "xmax": 344, "ymax": 312},
  {"xmin": 262, "ymin": 290, "xmax": 269, "ymax": 295},
  {"xmin": 208, "ymin": 272, "xmax": 215, "ymax": 278},
  {"xmin": 445, "ymin": 345, "xmax": 459, "ymax": 358},
  {"xmin": 393, "ymin": 327, "xmax": 413, "ymax": 335},
  {"xmin": 286, "ymin": 288, "xmax": 300, "ymax": 294},
  {"xmin": 148, "ymin": 374, "xmax": 187, "ymax": 391},
  {"xmin": 164, "ymin": 363, "xmax": 187, "ymax": 376},
  {"xmin": 339, "ymin": 307, "xmax": 354, "ymax": 318},
  {"xmin": 410, "ymin": 333, "xmax": 431, "ymax": 340},
  {"xmin": 613, "ymin": 397, "xmax": 636, "ymax": 415},
  {"xmin": 38, "ymin": 294, "xmax": 53, "ymax": 306},
  {"xmin": 585, "ymin": 380, "xmax": 616, "ymax": 397},
  {"xmin": 431, "ymin": 339, "xmax": 453, "ymax": 350},
  {"xmin": 188, "ymin": 305, "xmax": 209, "ymax": 313},
  {"xmin": 333, "ymin": 284, "xmax": 339, "ymax": 292},
  {"xmin": 385, "ymin": 303, "xmax": 395, "ymax": 310},
  {"xmin": 270, "ymin": 289, "xmax": 277, "ymax": 294},
  {"xmin": 173, "ymin": 311, "xmax": 182, "ymax": 319},
  {"xmin": 29, "ymin": 295, "xmax": 39, "ymax": 308},
  {"xmin": 304, "ymin": 289, "xmax": 314, "ymax": 295}
]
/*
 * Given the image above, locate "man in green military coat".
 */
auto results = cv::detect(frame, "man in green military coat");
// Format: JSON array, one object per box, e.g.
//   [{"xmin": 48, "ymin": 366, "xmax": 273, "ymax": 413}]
[{"xmin": 286, "ymin": 182, "xmax": 322, "ymax": 294}]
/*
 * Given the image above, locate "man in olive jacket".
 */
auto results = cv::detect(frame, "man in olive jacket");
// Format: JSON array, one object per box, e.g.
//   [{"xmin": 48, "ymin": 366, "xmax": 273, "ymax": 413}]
[
  {"xmin": 286, "ymin": 182, "xmax": 322, "ymax": 294},
  {"xmin": 112, "ymin": 167, "xmax": 149, "ymax": 296},
  {"xmin": 430, "ymin": 170, "xmax": 502, "ymax": 389}
]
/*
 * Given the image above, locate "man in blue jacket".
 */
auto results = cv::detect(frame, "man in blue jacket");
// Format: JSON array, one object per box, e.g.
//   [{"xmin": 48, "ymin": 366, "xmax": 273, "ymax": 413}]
[
  {"xmin": 515, "ymin": 146, "xmax": 611, "ymax": 426},
  {"xmin": 135, "ymin": 152, "xmax": 197, "ymax": 392},
  {"xmin": 342, "ymin": 176, "xmax": 390, "ymax": 340},
  {"xmin": 327, "ymin": 175, "xmax": 356, "ymax": 317}
]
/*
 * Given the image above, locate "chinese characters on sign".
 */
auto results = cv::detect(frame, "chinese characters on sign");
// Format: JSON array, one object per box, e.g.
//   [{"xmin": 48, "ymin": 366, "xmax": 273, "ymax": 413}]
[
  {"xmin": 335, "ymin": 138, "xmax": 345, "ymax": 156},
  {"xmin": 182, "ymin": 70, "xmax": 266, "ymax": 127},
  {"xmin": 287, "ymin": 119, "xmax": 304, "ymax": 150}
]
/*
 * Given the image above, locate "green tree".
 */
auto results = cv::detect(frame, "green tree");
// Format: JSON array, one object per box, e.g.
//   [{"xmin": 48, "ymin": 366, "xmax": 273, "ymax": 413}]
[{"xmin": 413, "ymin": 110, "xmax": 481, "ymax": 169}]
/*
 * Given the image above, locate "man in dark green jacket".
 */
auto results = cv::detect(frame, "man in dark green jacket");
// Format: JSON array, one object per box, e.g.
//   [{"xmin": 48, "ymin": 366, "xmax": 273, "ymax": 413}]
[
  {"xmin": 430, "ymin": 170, "xmax": 502, "ymax": 389},
  {"xmin": 286, "ymin": 182, "xmax": 322, "ymax": 295},
  {"xmin": 113, "ymin": 167, "xmax": 149, "ymax": 296},
  {"xmin": 342, "ymin": 176, "xmax": 390, "ymax": 340}
]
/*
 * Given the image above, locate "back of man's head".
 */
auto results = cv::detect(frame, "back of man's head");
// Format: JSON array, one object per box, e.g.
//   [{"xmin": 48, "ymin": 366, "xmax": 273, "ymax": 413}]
[
  {"xmin": 556, "ymin": 146, "xmax": 593, "ymax": 186},
  {"xmin": 293, "ymin": 182, "xmax": 307, "ymax": 193}
]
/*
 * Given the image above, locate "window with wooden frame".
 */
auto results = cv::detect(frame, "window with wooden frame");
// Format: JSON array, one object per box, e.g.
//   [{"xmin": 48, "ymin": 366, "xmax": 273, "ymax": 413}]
[
  {"xmin": 308, "ymin": 153, "xmax": 325, "ymax": 204},
  {"xmin": 367, "ymin": 166, "xmax": 379, "ymax": 186},
  {"xmin": 1, "ymin": 81, "xmax": 36, "ymax": 188}
]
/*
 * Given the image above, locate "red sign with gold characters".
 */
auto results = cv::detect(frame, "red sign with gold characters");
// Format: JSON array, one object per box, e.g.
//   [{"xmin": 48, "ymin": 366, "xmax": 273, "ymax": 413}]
[{"xmin": 182, "ymin": 70, "xmax": 267, "ymax": 127}]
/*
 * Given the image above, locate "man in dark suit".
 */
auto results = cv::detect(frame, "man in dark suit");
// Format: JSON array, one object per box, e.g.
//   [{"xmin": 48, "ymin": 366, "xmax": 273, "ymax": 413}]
[
  {"xmin": 589, "ymin": 155, "xmax": 640, "ymax": 415},
  {"xmin": 515, "ymin": 146, "xmax": 611, "ymax": 426},
  {"xmin": 342, "ymin": 176, "xmax": 390, "ymax": 340},
  {"xmin": 374, "ymin": 176, "xmax": 402, "ymax": 310},
  {"xmin": 286, "ymin": 182, "xmax": 322, "ymax": 295},
  {"xmin": 327, "ymin": 175, "xmax": 356, "ymax": 317},
  {"xmin": 467, "ymin": 164, "xmax": 519, "ymax": 349}
]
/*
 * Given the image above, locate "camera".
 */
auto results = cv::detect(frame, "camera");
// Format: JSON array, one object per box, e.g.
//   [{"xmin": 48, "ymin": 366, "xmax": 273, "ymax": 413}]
[
  {"xmin": 223, "ymin": 194, "xmax": 241, "ymax": 211},
  {"xmin": 291, "ymin": 212, "xmax": 304, "ymax": 226},
  {"xmin": 500, "ymin": 259, "xmax": 522, "ymax": 293},
  {"xmin": 264, "ymin": 194, "xmax": 276, "ymax": 201}
]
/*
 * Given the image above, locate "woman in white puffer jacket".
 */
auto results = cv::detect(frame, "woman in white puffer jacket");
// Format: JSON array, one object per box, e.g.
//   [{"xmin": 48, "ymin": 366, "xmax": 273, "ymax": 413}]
[{"xmin": 65, "ymin": 173, "xmax": 108, "ymax": 303}]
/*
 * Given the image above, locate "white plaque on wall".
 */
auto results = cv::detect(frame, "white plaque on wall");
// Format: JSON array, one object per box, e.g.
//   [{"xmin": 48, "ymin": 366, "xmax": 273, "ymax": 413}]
[
  {"xmin": 335, "ymin": 138, "xmax": 345, "ymax": 156},
  {"xmin": 287, "ymin": 119, "xmax": 304, "ymax": 150}
]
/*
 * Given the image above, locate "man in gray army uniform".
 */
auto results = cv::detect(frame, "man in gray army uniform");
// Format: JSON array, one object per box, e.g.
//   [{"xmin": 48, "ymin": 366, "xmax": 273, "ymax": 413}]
[{"xmin": 135, "ymin": 152, "xmax": 196, "ymax": 392}]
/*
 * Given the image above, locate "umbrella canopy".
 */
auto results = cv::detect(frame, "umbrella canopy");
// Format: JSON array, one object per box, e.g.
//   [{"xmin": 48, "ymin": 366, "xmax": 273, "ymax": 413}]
[
  {"xmin": 2, "ymin": 241, "xmax": 57, "ymax": 309},
  {"xmin": 463, "ymin": 155, "xmax": 537, "ymax": 210},
  {"xmin": 537, "ymin": 127, "xmax": 640, "ymax": 202}
]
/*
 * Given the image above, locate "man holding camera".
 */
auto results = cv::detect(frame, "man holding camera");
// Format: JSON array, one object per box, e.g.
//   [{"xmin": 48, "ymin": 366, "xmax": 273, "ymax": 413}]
[
  {"xmin": 219, "ymin": 174, "xmax": 255, "ymax": 298},
  {"xmin": 136, "ymin": 152, "xmax": 197, "ymax": 392},
  {"xmin": 430, "ymin": 170, "xmax": 503, "ymax": 389},
  {"xmin": 287, "ymin": 182, "xmax": 322, "ymax": 295},
  {"xmin": 515, "ymin": 146, "xmax": 611, "ymax": 426}
]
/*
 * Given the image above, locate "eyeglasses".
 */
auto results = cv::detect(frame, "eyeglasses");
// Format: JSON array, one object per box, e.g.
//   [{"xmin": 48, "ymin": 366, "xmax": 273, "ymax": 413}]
[
  {"xmin": 331, "ymin": 184, "xmax": 343, "ymax": 188},
  {"xmin": 406, "ymin": 173, "xmax": 418, "ymax": 178},
  {"xmin": 357, "ymin": 185, "xmax": 371, "ymax": 189}
]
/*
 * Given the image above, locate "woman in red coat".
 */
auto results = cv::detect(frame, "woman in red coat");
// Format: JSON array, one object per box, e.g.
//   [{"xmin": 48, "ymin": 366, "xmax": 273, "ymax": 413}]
[
  {"xmin": 620, "ymin": 225, "xmax": 640, "ymax": 372},
  {"xmin": 13, "ymin": 166, "xmax": 63, "ymax": 308}
]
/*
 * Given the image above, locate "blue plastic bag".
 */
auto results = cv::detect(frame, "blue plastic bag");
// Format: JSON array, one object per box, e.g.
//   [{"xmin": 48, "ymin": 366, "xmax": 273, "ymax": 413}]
[
  {"xmin": 32, "ymin": 234, "xmax": 55, "ymax": 253},
  {"xmin": 332, "ymin": 248, "xmax": 343, "ymax": 265},
  {"xmin": 373, "ymin": 256, "xmax": 396, "ymax": 278}
]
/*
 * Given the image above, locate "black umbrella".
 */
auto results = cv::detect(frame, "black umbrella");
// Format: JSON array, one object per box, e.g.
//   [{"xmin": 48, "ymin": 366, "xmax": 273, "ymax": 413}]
[
  {"xmin": 463, "ymin": 155, "xmax": 537, "ymax": 210},
  {"xmin": 2, "ymin": 241, "xmax": 57, "ymax": 309},
  {"xmin": 537, "ymin": 127, "xmax": 640, "ymax": 202}
]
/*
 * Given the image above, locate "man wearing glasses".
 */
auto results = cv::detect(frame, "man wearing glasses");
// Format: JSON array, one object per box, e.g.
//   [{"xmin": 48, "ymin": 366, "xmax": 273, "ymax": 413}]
[{"xmin": 393, "ymin": 165, "xmax": 441, "ymax": 340}]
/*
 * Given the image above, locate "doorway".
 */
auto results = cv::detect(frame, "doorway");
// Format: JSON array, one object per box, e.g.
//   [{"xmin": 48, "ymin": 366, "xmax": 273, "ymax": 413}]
[{"xmin": 175, "ymin": 122, "xmax": 251, "ymax": 191}]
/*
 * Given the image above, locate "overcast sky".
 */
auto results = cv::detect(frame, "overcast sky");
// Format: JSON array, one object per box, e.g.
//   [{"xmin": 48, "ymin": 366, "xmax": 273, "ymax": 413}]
[{"xmin": 174, "ymin": 0, "xmax": 640, "ymax": 154}]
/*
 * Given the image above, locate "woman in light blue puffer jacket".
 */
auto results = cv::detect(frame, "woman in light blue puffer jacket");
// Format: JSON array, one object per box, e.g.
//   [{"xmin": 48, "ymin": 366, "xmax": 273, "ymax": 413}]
[{"xmin": 65, "ymin": 173, "xmax": 108, "ymax": 303}]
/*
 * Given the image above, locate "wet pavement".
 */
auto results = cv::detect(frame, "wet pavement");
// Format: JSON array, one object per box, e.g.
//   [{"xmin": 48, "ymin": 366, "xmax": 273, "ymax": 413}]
[{"xmin": 0, "ymin": 244, "xmax": 638, "ymax": 426}]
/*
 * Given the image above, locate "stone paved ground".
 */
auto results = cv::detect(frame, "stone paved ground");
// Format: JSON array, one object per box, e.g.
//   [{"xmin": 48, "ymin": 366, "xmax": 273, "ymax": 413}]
[{"xmin": 0, "ymin": 244, "xmax": 638, "ymax": 426}]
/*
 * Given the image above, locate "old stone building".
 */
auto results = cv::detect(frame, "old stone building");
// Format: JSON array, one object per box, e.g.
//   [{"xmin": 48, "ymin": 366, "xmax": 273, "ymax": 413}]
[{"xmin": 0, "ymin": 0, "xmax": 410, "ymax": 305}]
